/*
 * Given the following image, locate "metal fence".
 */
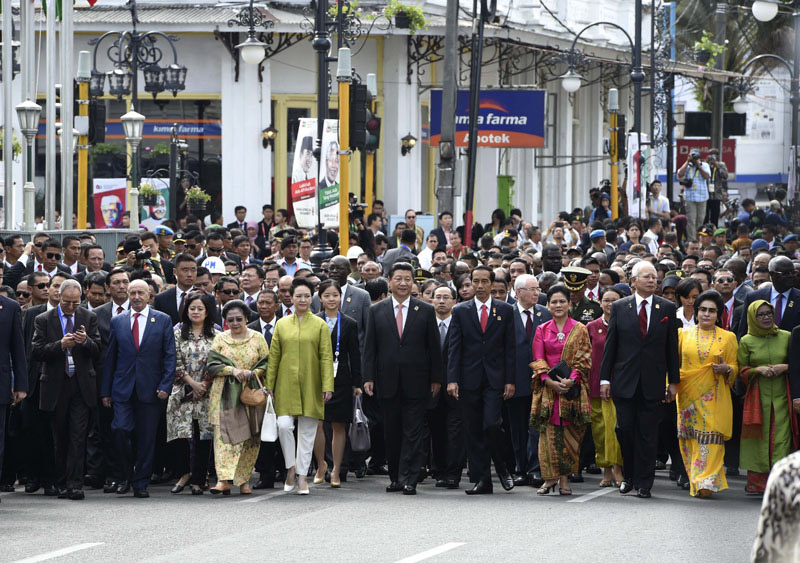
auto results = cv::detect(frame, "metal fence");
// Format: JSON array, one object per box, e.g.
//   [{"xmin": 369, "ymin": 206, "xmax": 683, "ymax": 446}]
[{"xmin": 0, "ymin": 229, "xmax": 134, "ymax": 261}]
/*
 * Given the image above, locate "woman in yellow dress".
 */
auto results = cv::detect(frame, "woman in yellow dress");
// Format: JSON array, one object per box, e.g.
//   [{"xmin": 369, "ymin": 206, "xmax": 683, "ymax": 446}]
[{"xmin": 676, "ymin": 289, "xmax": 738, "ymax": 498}]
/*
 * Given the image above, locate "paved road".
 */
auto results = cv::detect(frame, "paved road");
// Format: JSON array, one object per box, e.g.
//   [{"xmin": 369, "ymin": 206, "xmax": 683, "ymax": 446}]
[{"xmin": 1, "ymin": 471, "xmax": 761, "ymax": 563}]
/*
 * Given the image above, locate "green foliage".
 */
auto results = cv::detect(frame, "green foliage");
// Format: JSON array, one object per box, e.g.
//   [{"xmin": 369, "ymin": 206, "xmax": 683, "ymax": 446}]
[
  {"xmin": 185, "ymin": 186, "xmax": 211, "ymax": 204},
  {"xmin": 148, "ymin": 143, "xmax": 170, "ymax": 156},
  {"xmin": 383, "ymin": 0, "xmax": 427, "ymax": 34},
  {"xmin": 138, "ymin": 182, "xmax": 160, "ymax": 198},
  {"xmin": 694, "ymin": 31, "xmax": 726, "ymax": 68},
  {"xmin": 0, "ymin": 128, "xmax": 23, "ymax": 160},
  {"xmin": 91, "ymin": 142, "xmax": 124, "ymax": 156}
]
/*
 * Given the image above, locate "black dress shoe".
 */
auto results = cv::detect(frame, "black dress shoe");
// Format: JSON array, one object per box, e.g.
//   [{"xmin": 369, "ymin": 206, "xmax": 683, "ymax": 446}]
[
  {"xmin": 58, "ymin": 488, "xmax": 69, "ymax": 499},
  {"xmin": 569, "ymin": 473, "xmax": 584, "ymax": 483},
  {"xmin": 497, "ymin": 469, "xmax": 514, "ymax": 491},
  {"xmin": 402, "ymin": 485, "xmax": 417, "ymax": 495},
  {"xmin": 133, "ymin": 488, "xmax": 150, "ymax": 498},
  {"xmin": 367, "ymin": 465, "xmax": 389, "ymax": 476},
  {"xmin": 103, "ymin": 481, "xmax": 117, "ymax": 494},
  {"xmin": 726, "ymin": 467, "xmax": 740, "ymax": 477},
  {"xmin": 0, "ymin": 484, "xmax": 14, "ymax": 492},
  {"xmin": 530, "ymin": 477, "xmax": 545, "ymax": 488},
  {"xmin": 24, "ymin": 481, "xmax": 41, "ymax": 494},
  {"xmin": 43, "ymin": 485, "xmax": 60, "ymax": 497},
  {"xmin": 636, "ymin": 488, "xmax": 652, "ymax": 498},
  {"xmin": 84, "ymin": 475, "xmax": 103, "ymax": 489},
  {"xmin": 253, "ymin": 479, "xmax": 274, "ymax": 490},
  {"xmin": 68, "ymin": 489, "xmax": 85, "ymax": 500},
  {"xmin": 513, "ymin": 475, "xmax": 530, "ymax": 487},
  {"xmin": 170, "ymin": 483, "xmax": 186, "ymax": 494},
  {"xmin": 116, "ymin": 481, "xmax": 131, "ymax": 495},
  {"xmin": 445, "ymin": 479, "xmax": 460, "ymax": 489},
  {"xmin": 191, "ymin": 488, "xmax": 204, "ymax": 495},
  {"xmin": 669, "ymin": 470, "xmax": 678, "ymax": 481},
  {"xmin": 465, "ymin": 481, "xmax": 493, "ymax": 495},
  {"xmin": 386, "ymin": 481, "xmax": 404, "ymax": 493},
  {"xmin": 619, "ymin": 481, "xmax": 633, "ymax": 494},
  {"xmin": 677, "ymin": 474, "xmax": 691, "ymax": 490},
  {"xmin": 655, "ymin": 460, "xmax": 667, "ymax": 471},
  {"xmin": 585, "ymin": 464, "xmax": 601, "ymax": 475},
  {"xmin": 354, "ymin": 463, "xmax": 367, "ymax": 479},
  {"xmin": 435, "ymin": 479, "xmax": 448, "ymax": 488}
]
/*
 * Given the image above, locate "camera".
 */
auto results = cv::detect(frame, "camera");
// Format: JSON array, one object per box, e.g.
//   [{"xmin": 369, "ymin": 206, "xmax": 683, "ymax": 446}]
[
  {"xmin": 135, "ymin": 249, "xmax": 151, "ymax": 261},
  {"xmin": 679, "ymin": 177, "xmax": 693, "ymax": 188}
]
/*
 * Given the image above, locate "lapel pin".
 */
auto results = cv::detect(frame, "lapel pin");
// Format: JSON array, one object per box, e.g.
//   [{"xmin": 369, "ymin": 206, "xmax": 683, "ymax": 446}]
[
  {"xmin": 598, "ymin": 328, "xmax": 603, "ymax": 333},
  {"xmin": 655, "ymin": 304, "xmax": 660, "ymax": 309},
  {"xmin": 346, "ymin": 297, "xmax": 352, "ymax": 303},
  {"xmin": 536, "ymin": 312, "xmax": 541, "ymax": 317},
  {"xmin": 497, "ymin": 316, "xmax": 502, "ymax": 321},
  {"xmin": 414, "ymin": 305, "xmax": 419, "ymax": 311},
  {"xmin": 150, "ymin": 317, "xmax": 155, "ymax": 323},
  {"xmin": 628, "ymin": 303, "xmax": 632, "ymax": 309},
  {"xmin": 789, "ymin": 301, "xmax": 794, "ymax": 308}
]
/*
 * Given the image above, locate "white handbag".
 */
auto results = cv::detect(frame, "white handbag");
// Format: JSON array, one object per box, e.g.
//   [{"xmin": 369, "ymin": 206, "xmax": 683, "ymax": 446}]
[{"xmin": 260, "ymin": 394, "xmax": 278, "ymax": 442}]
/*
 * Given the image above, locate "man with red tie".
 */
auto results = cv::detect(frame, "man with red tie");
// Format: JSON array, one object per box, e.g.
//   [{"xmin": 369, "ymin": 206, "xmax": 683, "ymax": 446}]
[
  {"xmin": 713, "ymin": 268, "xmax": 744, "ymax": 334},
  {"xmin": 101, "ymin": 280, "xmax": 176, "ymax": 498}
]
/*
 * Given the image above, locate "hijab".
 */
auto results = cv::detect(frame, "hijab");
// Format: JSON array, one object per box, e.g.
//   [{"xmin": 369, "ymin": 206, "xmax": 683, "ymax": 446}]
[{"xmin": 747, "ymin": 299, "xmax": 779, "ymax": 338}]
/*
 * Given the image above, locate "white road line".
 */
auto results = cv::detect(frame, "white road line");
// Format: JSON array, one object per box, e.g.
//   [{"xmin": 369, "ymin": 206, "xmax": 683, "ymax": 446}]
[
  {"xmin": 395, "ymin": 542, "xmax": 465, "ymax": 563},
  {"xmin": 10, "ymin": 543, "xmax": 104, "ymax": 563},
  {"xmin": 567, "ymin": 487, "xmax": 618, "ymax": 503},
  {"xmin": 238, "ymin": 490, "xmax": 285, "ymax": 503}
]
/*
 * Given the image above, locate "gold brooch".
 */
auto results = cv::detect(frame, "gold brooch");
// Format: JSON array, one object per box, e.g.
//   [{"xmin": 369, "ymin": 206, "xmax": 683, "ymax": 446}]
[
  {"xmin": 414, "ymin": 306, "xmax": 419, "ymax": 311},
  {"xmin": 789, "ymin": 301, "xmax": 795, "ymax": 308},
  {"xmin": 150, "ymin": 318, "xmax": 155, "ymax": 323},
  {"xmin": 655, "ymin": 304, "xmax": 660, "ymax": 309},
  {"xmin": 346, "ymin": 297, "xmax": 352, "ymax": 303},
  {"xmin": 497, "ymin": 316, "xmax": 502, "ymax": 321}
]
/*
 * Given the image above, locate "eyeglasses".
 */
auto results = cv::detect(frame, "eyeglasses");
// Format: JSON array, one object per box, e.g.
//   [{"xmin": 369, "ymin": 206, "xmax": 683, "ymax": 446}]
[
  {"xmin": 33, "ymin": 282, "xmax": 48, "ymax": 290},
  {"xmin": 756, "ymin": 311, "xmax": 774, "ymax": 319},
  {"xmin": 17, "ymin": 291, "xmax": 30, "ymax": 298},
  {"xmin": 218, "ymin": 289, "xmax": 240, "ymax": 296},
  {"xmin": 46, "ymin": 253, "xmax": 61, "ymax": 260},
  {"xmin": 714, "ymin": 277, "xmax": 735, "ymax": 284}
]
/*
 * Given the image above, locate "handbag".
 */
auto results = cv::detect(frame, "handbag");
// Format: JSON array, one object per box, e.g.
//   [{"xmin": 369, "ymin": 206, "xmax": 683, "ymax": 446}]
[
  {"xmin": 548, "ymin": 360, "xmax": 580, "ymax": 401},
  {"xmin": 260, "ymin": 394, "xmax": 278, "ymax": 442},
  {"xmin": 348, "ymin": 394, "xmax": 371, "ymax": 452},
  {"xmin": 240, "ymin": 371, "xmax": 267, "ymax": 407}
]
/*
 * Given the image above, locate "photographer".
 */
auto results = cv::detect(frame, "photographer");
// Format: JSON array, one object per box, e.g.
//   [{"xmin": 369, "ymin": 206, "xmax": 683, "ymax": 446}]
[
  {"xmin": 677, "ymin": 148, "xmax": 711, "ymax": 241},
  {"xmin": 116, "ymin": 236, "xmax": 164, "ymax": 278},
  {"xmin": 704, "ymin": 148, "xmax": 728, "ymax": 226}
]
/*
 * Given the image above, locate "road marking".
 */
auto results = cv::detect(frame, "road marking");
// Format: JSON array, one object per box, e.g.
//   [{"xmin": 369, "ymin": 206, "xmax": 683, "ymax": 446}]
[
  {"xmin": 567, "ymin": 487, "xmax": 618, "ymax": 503},
  {"xmin": 239, "ymin": 490, "xmax": 284, "ymax": 503},
  {"xmin": 11, "ymin": 543, "xmax": 104, "ymax": 563},
  {"xmin": 395, "ymin": 542, "xmax": 465, "ymax": 563}
]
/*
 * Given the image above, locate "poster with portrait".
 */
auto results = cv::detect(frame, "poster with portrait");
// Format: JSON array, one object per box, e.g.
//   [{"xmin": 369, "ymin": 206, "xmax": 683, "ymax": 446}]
[
  {"xmin": 93, "ymin": 178, "xmax": 128, "ymax": 229},
  {"xmin": 290, "ymin": 118, "xmax": 318, "ymax": 229},
  {"xmin": 318, "ymin": 119, "xmax": 340, "ymax": 228},
  {"xmin": 626, "ymin": 133, "xmax": 650, "ymax": 219},
  {"xmin": 140, "ymin": 178, "xmax": 171, "ymax": 231}
]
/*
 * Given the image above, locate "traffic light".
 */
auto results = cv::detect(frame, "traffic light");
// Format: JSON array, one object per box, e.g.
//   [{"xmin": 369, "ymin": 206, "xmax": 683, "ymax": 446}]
[
  {"xmin": 349, "ymin": 83, "xmax": 369, "ymax": 150},
  {"xmin": 365, "ymin": 112, "xmax": 381, "ymax": 151},
  {"xmin": 616, "ymin": 114, "xmax": 627, "ymax": 160}
]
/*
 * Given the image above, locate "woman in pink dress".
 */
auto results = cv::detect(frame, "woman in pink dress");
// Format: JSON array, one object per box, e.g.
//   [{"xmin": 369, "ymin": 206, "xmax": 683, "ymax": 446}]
[{"xmin": 530, "ymin": 285, "xmax": 592, "ymax": 495}]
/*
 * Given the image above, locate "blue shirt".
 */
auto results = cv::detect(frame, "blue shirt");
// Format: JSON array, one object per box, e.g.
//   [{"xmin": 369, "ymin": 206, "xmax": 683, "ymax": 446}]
[{"xmin": 682, "ymin": 162, "xmax": 711, "ymax": 202}]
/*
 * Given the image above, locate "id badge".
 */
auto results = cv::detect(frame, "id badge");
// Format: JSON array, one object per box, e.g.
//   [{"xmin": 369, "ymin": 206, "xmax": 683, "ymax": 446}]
[
  {"xmin": 708, "ymin": 182, "xmax": 715, "ymax": 193},
  {"xmin": 332, "ymin": 352, "xmax": 339, "ymax": 378}
]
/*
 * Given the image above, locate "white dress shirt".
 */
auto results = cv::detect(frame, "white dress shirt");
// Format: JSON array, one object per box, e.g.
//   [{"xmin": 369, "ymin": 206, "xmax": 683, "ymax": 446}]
[
  {"xmin": 112, "ymin": 300, "xmax": 130, "ymax": 317},
  {"xmin": 586, "ymin": 284, "xmax": 600, "ymax": 302},
  {"xmin": 130, "ymin": 305, "xmax": 150, "ymax": 344},
  {"xmin": 474, "ymin": 296, "xmax": 492, "ymax": 323},
  {"xmin": 391, "ymin": 296, "xmax": 411, "ymax": 331},
  {"xmin": 437, "ymin": 314, "xmax": 452, "ymax": 331},
  {"xmin": 175, "ymin": 287, "xmax": 192, "ymax": 311},
  {"xmin": 244, "ymin": 290, "xmax": 260, "ymax": 305},
  {"xmin": 64, "ymin": 261, "xmax": 80, "ymax": 275},
  {"xmin": 340, "ymin": 284, "xmax": 348, "ymax": 308},
  {"xmin": 259, "ymin": 317, "xmax": 276, "ymax": 334},
  {"xmin": 281, "ymin": 303, "xmax": 294, "ymax": 316}
]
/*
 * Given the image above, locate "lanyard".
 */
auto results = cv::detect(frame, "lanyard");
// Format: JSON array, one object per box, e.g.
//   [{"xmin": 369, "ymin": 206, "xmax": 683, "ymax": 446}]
[{"xmin": 329, "ymin": 312, "xmax": 341, "ymax": 360}]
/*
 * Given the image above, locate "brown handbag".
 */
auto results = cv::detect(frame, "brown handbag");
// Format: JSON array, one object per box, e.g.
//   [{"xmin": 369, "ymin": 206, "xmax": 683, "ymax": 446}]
[{"xmin": 240, "ymin": 371, "xmax": 267, "ymax": 407}]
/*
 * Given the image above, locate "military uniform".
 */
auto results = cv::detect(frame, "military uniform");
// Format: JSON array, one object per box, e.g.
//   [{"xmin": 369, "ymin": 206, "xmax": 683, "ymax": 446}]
[{"xmin": 570, "ymin": 297, "xmax": 602, "ymax": 324}]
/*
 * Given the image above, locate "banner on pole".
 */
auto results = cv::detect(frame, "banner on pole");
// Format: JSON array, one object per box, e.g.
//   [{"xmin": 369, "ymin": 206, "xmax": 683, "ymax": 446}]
[
  {"xmin": 140, "ymin": 178, "xmax": 171, "ymax": 231},
  {"xmin": 92, "ymin": 178, "xmax": 127, "ymax": 229},
  {"xmin": 290, "ymin": 118, "xmax": 319, "ymax": 229},
  {"xmin": 319, "ymin": 119, "xmax": 340, "ymax": 228},
  {"xmin": 626, "ymin": 133, "xmax": 650, "ymax": 219}
]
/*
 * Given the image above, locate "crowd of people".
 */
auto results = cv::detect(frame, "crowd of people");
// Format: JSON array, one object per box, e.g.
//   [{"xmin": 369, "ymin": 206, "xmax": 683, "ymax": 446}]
[{"xmin": 1, "ymin": 187, "xmax": 799, "ymax": 518}]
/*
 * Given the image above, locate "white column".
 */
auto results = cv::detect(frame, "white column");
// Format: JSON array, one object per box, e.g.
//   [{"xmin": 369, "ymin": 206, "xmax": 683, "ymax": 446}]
[
  {"xmin": 220, "ymin": 53, "xmax": 272, "ymax": 225},
  {"xmin": 381, "ymin": 36, "xmax": 421, "ymax": 215}
]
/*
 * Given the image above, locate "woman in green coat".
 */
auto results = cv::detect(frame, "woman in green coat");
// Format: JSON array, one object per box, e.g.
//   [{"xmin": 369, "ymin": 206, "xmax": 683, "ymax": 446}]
[
  {"xmin": 266, "ymin": 277, "xmax": 334, "ymax": 495},
  {"xmin": 737, "ymin": 299, "xmax": 798, "ymax": 494}
]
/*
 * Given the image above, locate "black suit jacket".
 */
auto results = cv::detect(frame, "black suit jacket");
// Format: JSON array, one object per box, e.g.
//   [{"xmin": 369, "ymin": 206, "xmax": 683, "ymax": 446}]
[
  {"xmin": 227, "ymin": 221, "xmax": 249, "ymax": 231},
  {"xmin": 737, "ymin": 287, "xmax": 800, "ymax": 339},
  {"xmin": 381, "ymin": 246, "xmax": 418, "ymax": 276},
  {"xmin": 32, "ymin": 307, "xmax": 101, "ymax": 412},
  {"xmin": 6, "ymin": 260, "xmax": 70, "ymax": 290},
  {"xmin": 363, "ymin": 297, "xmax": 442, "ymax": 400},
  {"xmin": 22, "ymin": 304, "xmax": 48, "ymax": 396},
  {"xmin": 511, "ymin": 304, "xmax": 551, "ymax": 397},
  {"xmin": 429, "ymin": 228, "xmax": 448, "ymax": 251},
  {"xmin": 447, "ymin": 298, "xmax": 516, "ymax": 391},
  {"xmin": 317, "ymin": 312, "xmax": 361, "ymax": 388},
  {"xmin": 247, "ymin": 318, "xmax": 274, "ymax": 346},
  {"xmin": 0, "ymin": 296, "xmax": 28, "ymax": 404},
  {"xmin": 599, "ymin": 294, "xmax": 680, "ymax": 401},
  {"xmin": 789, "ymin": 325, "xmax": 800, "ymax": 399}
]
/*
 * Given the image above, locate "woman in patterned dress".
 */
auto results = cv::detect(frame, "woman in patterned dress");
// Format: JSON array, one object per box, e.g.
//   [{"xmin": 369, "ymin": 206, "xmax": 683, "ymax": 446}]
[{"xmin": 166, "ymin": 292, "xmax": 218, "ymax": 495}]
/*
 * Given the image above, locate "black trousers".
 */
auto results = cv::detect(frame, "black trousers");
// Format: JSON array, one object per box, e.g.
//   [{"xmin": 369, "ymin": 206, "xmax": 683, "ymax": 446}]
[
  {"xmin": 461, "ymin": 384, "xmax": 507, "ymax": 484},
  {"xmin": 505, "ymin": 394, "xmax": 539, "ymax": 476},
  {"xmin": 85, "ymin": 398, "xmax": 118, "ymax": 482},
  {"xmin": 20, "ymin": 387, "xmax": 55, "ymax": 486},
  {"xmin": 173, "ymin": 420, "xmax": 212, "ymax": 488},
  {"xmin": 724, "ymin": 388, "xmax": 744, "ymax": 470},
  {"xmin": 705, "ymin": 199, "xmax": 721, "ymax": 226},
  {"xmin": 362, "ymin": 393, "xmax": 386, "ymax": 470},
  {"xmin": 0, "ymin": 404, "xmax": 6, "ymax": 484},
  {"xmin": 381, "ymin": 392, "xmax": 426, "ymax": 486},
  {"xmin": 428, "ymin": 390, "xmax": 465, "ymax": 482},
  {"xmin": 614, "ymin": 387, "xmax": 661, "ymax": 490},
  {"xmin": 255, "ymin": 439, "xmax": 285, "ymax": 485},
  {"xmin": 657, "ymin": 401, "xmax": 687, "ymax": 478},
  {"xmin": 50, "ymin": 376, "xmax": 91, "ymax": 490}
]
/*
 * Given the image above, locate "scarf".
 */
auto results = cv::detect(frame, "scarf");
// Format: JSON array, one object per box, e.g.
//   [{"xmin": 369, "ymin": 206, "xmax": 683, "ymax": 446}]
[
  {"xmin": 747, "ymin": 299, "xmax": 779, "ymax": 338},
  {"xmin": 529, "ymin": 322, "xmax": 593, "ymax": 430},
  {"xmin": 207, "ymin": 347, "xmax": 269, "ymax": 445}
]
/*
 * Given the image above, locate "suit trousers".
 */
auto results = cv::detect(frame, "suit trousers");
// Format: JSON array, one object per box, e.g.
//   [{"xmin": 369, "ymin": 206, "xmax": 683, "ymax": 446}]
[
  {"xmin": 614, "ymin": 385, "xmax": 661, "ymax": 491},
  {"xmin": 21, "ymin": 392, "xmax": 55, "ymax": 486},
  {"xmin": 428, "ymin": 390, "xmax": 465, "ymax": 482},
  {"xmin": 255, "ymin": 439, "xmax": 285, "ymax": 485},
  {"xmin": 51, "ymin": 375, "xmax": 91, "ymax": 490},
  {"xmin": 505, "ymin": 395, "xmax": 540, "ymax": 477},
  {"xmin": 86, "ymin": 399, "xmax": 119, "ymax": 482},
  {"xmin": 0, "ymin": 404, "xmax": 6, "ymax": 484},
  {"xmin": 277, "ymin": 415, "xmax": 318, "ymax": 475},
  {"xmin": 461, "ymin": 384, "xmax": 508, "ymax": 483},
  {"xmin": 112, "ymin": 391, "xmax": 165, "ymax": 490},
  {"xmin": 657, "ymin": 400, "xmax": 687, "ymax": 478},
  {"xmin": 381, "ymin": 393, "xmax": 427, "ymax": 486}
]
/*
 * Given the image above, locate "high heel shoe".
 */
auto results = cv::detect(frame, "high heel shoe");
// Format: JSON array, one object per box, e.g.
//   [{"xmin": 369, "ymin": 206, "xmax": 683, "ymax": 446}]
[
  {"xmin": 559, "ymin": 487, "xmax": 573, "ymax": 496},
  {"xmin": 210, "ymin": 482, "xmax": 231, "ymax": 496},
  {"xmin": 239, "ymin": 483, "xmax": 252, "ymax": 495},
  {"xmin": 297, "ymin": 477, "xmax": 309, "ymax": 495},
  {"xmin": 330, "ymin": 473, "xmax": 341, "ymax": 488},
  {"xmin": 537, "ymin": 482, "xmax": 558, "ymax": 495},
  {"xmin": 284, "ymin": 468, "xmax": 297, "ymax": 492},
  {"xmin": 313, "ymin": 462, "xmax": 328, "ymax": 485}
]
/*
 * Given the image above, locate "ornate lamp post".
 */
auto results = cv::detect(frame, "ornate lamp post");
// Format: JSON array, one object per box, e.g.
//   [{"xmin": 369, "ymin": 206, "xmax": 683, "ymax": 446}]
[
  {"xmin": 122, "ymin": 109, "xmax": 145, "ymax": 229},
  {"xmin": 15, "ymin": 99, "xmax": 41, "ymax": 231},
  {"xmin": 231, "ymin": 0, "xmax": 270, "ymax": 65}
]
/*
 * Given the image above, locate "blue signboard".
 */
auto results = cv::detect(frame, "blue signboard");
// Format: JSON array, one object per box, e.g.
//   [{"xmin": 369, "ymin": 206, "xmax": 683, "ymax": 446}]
[{"xmin": 37, "ymin": 120, "xmax": 221, "ymax": 139}]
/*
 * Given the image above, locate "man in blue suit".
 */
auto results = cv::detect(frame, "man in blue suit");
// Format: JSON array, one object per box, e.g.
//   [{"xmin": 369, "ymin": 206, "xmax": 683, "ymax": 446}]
[
  {"xmin": 447, "ymin": 266, "xmax": 516, "ymax": 495},
  {"xmin": 508, "ymin": 274, "xmax": 550, "ymax": 487},
  {"xmin": 102, "ymin": 279, "xmax": 176, "ymax": 498},
  {"xmin": 0, "ymin": 293, "xmax": 28, "ymax": 503}
]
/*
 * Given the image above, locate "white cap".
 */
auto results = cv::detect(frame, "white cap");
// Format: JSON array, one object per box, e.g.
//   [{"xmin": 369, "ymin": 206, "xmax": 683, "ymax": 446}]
[
  {"xmin": 346, "ymin": 246, "xmax": 364, "ymax": 260},
  {"xmin": 202, "ymin": 257, "xmax": 226, "ymax": 274}
]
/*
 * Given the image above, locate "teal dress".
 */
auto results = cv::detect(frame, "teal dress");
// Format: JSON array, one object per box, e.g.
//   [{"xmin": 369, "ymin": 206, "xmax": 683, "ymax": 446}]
[{"xmin": 737, "ymin": 330, "xmax": 793, "ymax": 473}]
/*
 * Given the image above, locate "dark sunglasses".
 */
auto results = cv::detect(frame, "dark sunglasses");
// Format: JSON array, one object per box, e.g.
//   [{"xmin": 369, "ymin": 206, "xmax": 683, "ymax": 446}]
[
  {"xmin": 33, "ymin": 282, "xmax": 48, "ymax": 289},
  {"xmin": 17, "ymin": 291, "xmax": 30, "ymax": 298},
  {"xmin": 46, "ymin": 253, "xmax": 61, "ymax": 260},
  {"xmin": 185, "ymin": 244, "xmax": 197, "ymax": 250},
  {"xmin": 34, "ymin": 242, "xmax": 43, "ymax": 248},
  {"xmin": 714, "ymin": 277, "xmax": 735, "ymax": 284},
  {"xmin": 218, "ymin": 289, "xmax": 240, "ymax": 296},
  {"xmin": 207, "ymin": 246, "xmax": 224, "ymax": 253}
]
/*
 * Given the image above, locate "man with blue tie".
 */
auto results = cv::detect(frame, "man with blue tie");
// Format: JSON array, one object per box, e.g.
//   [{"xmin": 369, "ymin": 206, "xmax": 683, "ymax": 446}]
[
  {"xmin": 102, "ymin": 280, "xmax": 176, "ymax": 498},
  {"xmin": 508, "ymin": 274, "xmax": 551, "ymax": 487},
  {"xmin": 0, "ymin": 290, "xmax": 27, "ymax": 503}
]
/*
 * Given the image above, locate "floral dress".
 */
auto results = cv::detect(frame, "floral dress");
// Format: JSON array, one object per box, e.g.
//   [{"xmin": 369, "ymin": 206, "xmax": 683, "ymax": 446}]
[{"xmin": 166, "ymin": 327, "xmax": 217, "ymax": 442}]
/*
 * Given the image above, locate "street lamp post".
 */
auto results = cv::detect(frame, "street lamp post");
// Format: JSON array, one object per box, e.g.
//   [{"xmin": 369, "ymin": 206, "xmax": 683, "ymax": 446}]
[
  {"xmin": 231, "ymin": 0, "xmax": 270, "ymax": 65},
  {"xmin": 15, "ymin": 99, "xmax": 41, "ymax": 231},
  {"xmin": 122, "ymin": 109, "xmax": 145, "ymax": 229}
]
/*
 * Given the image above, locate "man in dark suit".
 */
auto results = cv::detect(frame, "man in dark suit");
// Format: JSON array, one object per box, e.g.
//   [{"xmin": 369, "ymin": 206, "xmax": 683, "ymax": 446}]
[
  {"xmin": 381, "ymin": 229, "xmax": 419, "ymax": 277},
  {"xmin": 102, "ymin": 279, "xmax": 177, "ymax": 498},
  {"xmin": 32, "ymin": 280, "xmax": 101, "ymax": 500},
  {"xmin": 738, "ymin": 256, "xmax": 800, "ymax": 338},
  {"xmin": 153, "ymin": 253, "xmax": 197, "ymax": 326},
  {"xmin": 226, "ymin": 205, "xmax": 249, "ymax": 231},
  {"xmin": 600, "ymin": 261, "xmax": 680, "ymax": 498},
  {"xmin": 508, "ymin": 274, "xmax": 550, "ymax": 486},
  {"xmin": 312, "ymin": 256, "xmax": 370, "ymax": 350},
  {"xmin": 5, "ymin": 239, "xmax": 70, "ymax": 289},
  {"xmin": 363, "ymin": 262, "xmax": 442, "ymax": 495},
  {"xmin": 448, "ymin": 266, "xmax": 516, "ymax": 495},
  {"xmin": 429, "ymin": 210, "xmax": 454, "ymax": 251},
  {"xmin": 0, "ymin": 291, "xmax": 27, "ymax": 503}
]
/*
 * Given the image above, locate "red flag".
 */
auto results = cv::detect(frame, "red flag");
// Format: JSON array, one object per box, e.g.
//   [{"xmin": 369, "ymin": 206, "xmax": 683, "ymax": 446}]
[{"xmin": 87, "ymin": 0, "xmax": 99, "ymax": 5}]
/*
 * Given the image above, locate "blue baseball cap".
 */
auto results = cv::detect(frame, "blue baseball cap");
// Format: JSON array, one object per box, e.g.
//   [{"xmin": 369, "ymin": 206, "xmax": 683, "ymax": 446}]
[
  {"xmin": 751, "ymin": 238, "xmax": 769, "ymax": 251},
  {"xmin": 590, "ymin": 229, "xmax": 605, "ymax": 240},
  {"xmin": 783, "ymin": 234, "xmax": 798, "ymax": 243},
  {"xmin": 154, "ymin": 225, "xmax": 174, "ymax": 236}
]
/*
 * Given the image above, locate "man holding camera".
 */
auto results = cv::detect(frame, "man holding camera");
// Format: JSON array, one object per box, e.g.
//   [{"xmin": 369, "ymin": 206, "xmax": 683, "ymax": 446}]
[
  {"xmin": 677, "ymin": 148, "xmax": 711, "ymax": 240},
  {"xmin": 704, "ymin": 148, "xmax": 728, "ymax": 227}
]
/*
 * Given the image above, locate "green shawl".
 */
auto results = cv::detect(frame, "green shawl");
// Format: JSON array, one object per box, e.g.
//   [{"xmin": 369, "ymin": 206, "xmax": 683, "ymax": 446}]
[{"xmin": 207, "ymin": 348, "xmax": 269, "ymax": 445}]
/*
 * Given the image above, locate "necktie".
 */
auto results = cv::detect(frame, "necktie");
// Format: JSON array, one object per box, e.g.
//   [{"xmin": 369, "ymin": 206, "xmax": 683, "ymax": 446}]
[
  {"xmin": 116, "ymin": 305, "xmax": 123, "ymax": 315},
  {"xmin": 524, "ymin": 310, "xmax": 533, "ymax": 340},
  {"xmin": 480, "ymin": 304, "xmax": 488, "ymax": 333},
  {"xmin": 286, "ymin": 308, "xmax": 292, "ymax": 316},
  {"xmin": 246, "ymin": 295, "xmax": 254, "ymax": 306},
  {"xmin": 64, "ymin": 315, "xmax": 74, "ymax": 377},
  {"xmin": 263, "ymin": 323, "xmax": 272, "ymax": 344},
  {"xmin": 721, "ymin": 306, "xmax": 730, "ymax": 331},
  {"xmin": 775, "ymin": 293, "xmax": 784, "ymax": 327},
  {"xmin": 178, "ymin": 291, "xmax": 186, "ymax": 313},
  {"xmin": 132, "ymin": 313, "xmax": 141, "ymax": 350},
  {"xmin": 396, "ymin": 304, "xmax": 404, "ymax": 338},
  {"xmin": 37, "ymin": 264, "xmax": 42, "ymax": 271},
  {"xmin": 439, "ymin": 321, "xmax": 447, "ymax": 351},
  {"xmin": 639, "ymin": 300, "xmax": 648, "ymax": 340}
]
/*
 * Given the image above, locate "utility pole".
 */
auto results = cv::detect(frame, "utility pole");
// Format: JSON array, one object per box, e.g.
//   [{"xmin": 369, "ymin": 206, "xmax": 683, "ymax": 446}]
[
  {"xmin": 710, "ymin": 1, "xmax": 727, "ymax": 153},
  {"xmin": 337, "ymin": 48, "xmax": 351, "ymax": 258},
  {"xmin": 45, "ymin": 0, "xmax": 56, "ymax": 229},
  {"xmin": 61, "ymin": 0, "xmax": 74, "ymax": 230},
  {"xmin": 76, "ymin": 51, "xmax": 90, "ymax": 230},
  {"xmin": 2, "ymin": 0, "xmax": 13, "ymax": 228},
  {"xmin": 436, "ymin": 0, "xmax": 458, "ymax": 216},
  {"xmin": 609, "ymin": 89, "xmax": 620, "ymax": 219}
]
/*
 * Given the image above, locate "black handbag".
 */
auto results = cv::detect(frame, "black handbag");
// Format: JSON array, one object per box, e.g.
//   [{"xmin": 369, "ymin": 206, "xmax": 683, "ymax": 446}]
[{"xmin": 548, "ymin": 360, "xmax": 580, "ymax": 400}]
